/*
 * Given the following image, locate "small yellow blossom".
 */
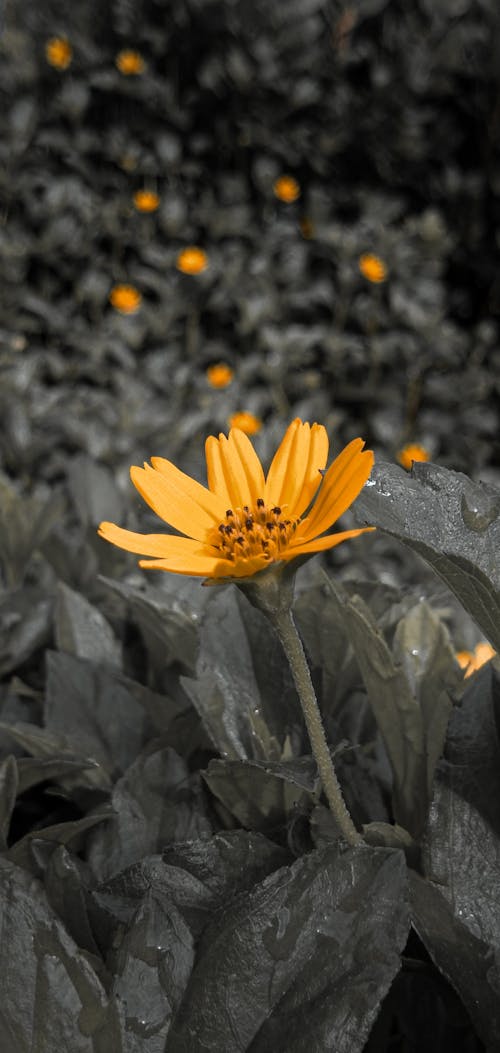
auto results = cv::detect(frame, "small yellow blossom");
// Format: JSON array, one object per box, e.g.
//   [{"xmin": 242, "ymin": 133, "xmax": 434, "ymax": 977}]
[
  {"xmin": 206, "ymin": 363, "xmax": 234, "ymax": 389},
  {"xmin": 98, "ymin": 418, "xmax": 375, "ymax": 580},
  {"xmin": 176, "ymin": 246, "xmax": 209, "ymax": 275},
  {"xmin": 397, "ymin": 444, "xmax": 431, "ymax": 471},
  {"xmin": 45, "ymin": 37, "xmax": 73, "ymax": 70},
  {"xmin": 109, "ymin": 284, "xmax": 142, "ymax": 314},
  {"xmin": 115, "ymin": 50, "xmax": 145, "ymax": 75},
  {"xmin": 133, "ymin": 189, "xmax": 160, "ymax": 212},
  {"xmin": 273, "ymin": 175, "xmax": 301, "ymax": 203},
  {"xmin": 358, "ymin": 253, "xmax": 388, "ymax": 283},
  {"xmin": 456, "ymin": 642, "xmax": 496, "ymax": 677},
  {"xmin": 228, "ymin": 412, "xmax": 262, "ymax": 436}
]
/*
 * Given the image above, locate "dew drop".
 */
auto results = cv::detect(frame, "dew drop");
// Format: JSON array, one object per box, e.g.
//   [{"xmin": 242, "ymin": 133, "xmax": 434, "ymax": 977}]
[{"xmin": 461, "ymin": 482, "xmax": 500, "ymax": 533}]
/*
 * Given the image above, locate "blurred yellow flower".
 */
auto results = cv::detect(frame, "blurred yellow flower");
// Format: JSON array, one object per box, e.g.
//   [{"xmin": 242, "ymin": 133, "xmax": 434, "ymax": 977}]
[
  {"xmin": 109, "ymin": 284, "xmax": 142, "ymax": 314},
  {"xmin": 358, "ymin": 253, "xmax": 388, "ymax": 283},
  {"xmin": 45, "ymin": 37, "xmax": 73, "ymax": 70},
  {"xmin": 228, "ymin": 412, "xmax": 262, "ymax": 435},
  {"xmin": 456, "ymin": 642, "xmax": 496, "ymax": 677},
  {"xmin": 206, "ymin": 363, "xmax": 234, "ymax": 389},
  {"xmin": 176, "ymin": 246, "xmax": 209, "ymax": 275},
  {"xmin": 133, "ymin": 189, "xmax": 160, "ymax": 212},
  {"xmin": 115, "ymin": 50, "xmax": 145, "ymax": 75},
  {"xmin": 98, "ymin": 418, "xmax": 375, "ymax": 580},
  {"xmin": 397, "ymin": 443, "xmax": 430, "ymax": 470},
  {"xmin": 273, "ymin": 175, "xmax": 301, "ymax": 203}
]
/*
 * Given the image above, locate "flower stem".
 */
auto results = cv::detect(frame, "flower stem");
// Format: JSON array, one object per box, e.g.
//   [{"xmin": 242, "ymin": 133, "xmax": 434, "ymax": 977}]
[{"xmin": 272, "ymin": 606, "xmax": 363, "ymax": 847}]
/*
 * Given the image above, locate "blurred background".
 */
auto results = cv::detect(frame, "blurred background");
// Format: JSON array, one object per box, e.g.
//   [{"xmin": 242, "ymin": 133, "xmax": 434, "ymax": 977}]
[{"xmin": 1, "ymin": 0, "xmax": 499, "ymax": 498}]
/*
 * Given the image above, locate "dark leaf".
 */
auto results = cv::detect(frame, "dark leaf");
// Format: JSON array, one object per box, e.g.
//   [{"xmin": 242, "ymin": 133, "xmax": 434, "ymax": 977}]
[
  {"xmin": 16, "ymin": 756, "xmax": 98, "ymax": 796},
  {"xmin": 182, "ymin": 587, "xmax": 292, "ymax": 762},
  {"xmin": 7, "ymin": 812, "xmax": 111, "ymax": 879},
  {"xmin": 45, "ymin": 651, "xmax": 158, "ymax": 780},
  {"xmin": 90, "ymin": 832, "xmax": 289, "ymax": 958},
  {"xmin": 203, "ymin": 756, "xmax": 319, "ymax": 830},
  {"xmin": 0, "ymin": 721, "xmax": 107, "ymax": 790},
  {"xmin": 100, "ymin": 575, "xmax": 201, "ymax": 677},
  {"xmin": 354, "ymin": 460, "xmax": 500, "ymax": 650},
  {"xmin": 166, "ymin": 845, "xmax": 409, "ymax": 1052},
  {"xmin": 442, "ymin": 661, "xmax": 500, "ymax": 836},
  {"xmin": 0, "ymin": 475, "xmax": 63, "ymax": 587},
  {"xmin": 0, "ymin": 588, "xmax": 53, "ymax": 677},
  {"xmin": 322, "ymin": 579, "xmax": 453, "ymax": 837},
  {"xmin": 67, "ymin": 455, "xmax": 124, "ymax": 529},
  {"xmin": 112, "ymin": 889, "xmax": 194, "ymax": 1052},
  {"xmin": 0, "ymin": 857, "xmax": 120, "ymax": 1051},
  {"xmin": 0, "ymin": 755, "xmax": 18, "ymax": 850},
  {"xmin": 411, "ymin": 779, "xmax": 500, "ymax": 1049},
  {"xmin": 44, "ymin": 846, "xmax": 102, "ymax": 959},
  {"xmin": 54, "ymin": 582, "xmax": 122, "ymax": 669},
  {"xmin": 86, "ymin": 746, "xmax": 212, "ymax": 882}
]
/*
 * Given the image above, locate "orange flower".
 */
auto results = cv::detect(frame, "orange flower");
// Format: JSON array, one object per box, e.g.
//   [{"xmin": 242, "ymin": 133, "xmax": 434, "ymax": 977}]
[
  {"xmin": 228, "ymin": 412, "xmax": 262, "ymax": 435},
  {"xmin": 206, "ymin": 363, "xmax": 234, "ymax": 389},
  {"xmin": 456, "ymin": 642, "xmax": 496, "ymax": 677},
  {"xmin": 45, "ymin": 37, "xmax": 72, "ymax": 70},
  {"xmin": 133, "ymin": 189, "xmax": 160, "ymax": 212},
  {"xmin": 176, "ymin": 246, "xmax": 209, "ymax": 275},
  {"xmin": 115, "ymin": 50, "xmax": 145, "ymax": 75},
  {"xmin": 273, "ymin": 175, "xmax": 301, "ymax": 203},
  {"xmin": 397, "ymin": 443, "xmax": 430, "ymax": 471},
  {"xmin": 358, "ymin": 253, "xmax": 388, "ymax": 283},
  {"xmin": 98, "ymin": 419, "xmax": 375, "ymax": 580},
  {"xmin": 109, "ymin": 284, "xmax": 142, "ymax": 314}
]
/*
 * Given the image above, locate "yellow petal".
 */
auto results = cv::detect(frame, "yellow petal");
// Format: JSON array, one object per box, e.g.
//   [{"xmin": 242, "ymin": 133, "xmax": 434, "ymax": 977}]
[
  {"xmin": 139, "ymin": 553, "xmax": 225, "ymax": 576},
  {"xmin": 98, "ymin": 522, "xmax": 216, "ymax": 559},
  {"xmin": 283, "ymin": 526, "xmax": 376, "ymax": 559},
  {"xmin": 216, "ymin": 552, "xmax": 271, "ymax": 579},
  {"xmin": 150, "ymin": 456, "xmax": 227, "ymax": 520},
  {"xmin": 227, "ymin": 428, "xmax": 266, "ymax": 505},
  {"xmin": 130, "ymin": 463, "xmax": 220, "ymax": 541},
  {"xmin": 289, "ymin": 422, "xmax": 329, "ymax": 517},
  {"xmin": 296, "ymin": 439, "xmax": 374, "ymax": 542},
  {"xmin": 205, "ymin": 432, "xmax": 254, "ymax": 510},
  {"xmin": 264, "ymin": 418, "xmax": 303, "ymax": 507},
  {"xmin": 266, "ymin": 420, "xmax": 329, "ymax": 516}
]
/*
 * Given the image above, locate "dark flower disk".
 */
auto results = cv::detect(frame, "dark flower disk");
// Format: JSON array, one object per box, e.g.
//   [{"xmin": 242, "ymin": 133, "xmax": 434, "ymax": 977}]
[{"xmin": 0, "ymin": 1, "xmax": 499, "ymax": 1051}]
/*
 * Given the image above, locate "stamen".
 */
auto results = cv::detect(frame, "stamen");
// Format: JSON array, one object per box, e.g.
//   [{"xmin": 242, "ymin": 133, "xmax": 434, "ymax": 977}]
[{"xmin": 210, "ymin": 498, "xmax": 300, "ymax": 566}]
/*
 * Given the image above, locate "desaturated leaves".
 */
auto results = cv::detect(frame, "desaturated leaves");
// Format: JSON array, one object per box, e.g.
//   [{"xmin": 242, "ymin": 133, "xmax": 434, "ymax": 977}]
[{"xmin": 354, "ymin": 460, "xmax": 500, "ymax": 651}]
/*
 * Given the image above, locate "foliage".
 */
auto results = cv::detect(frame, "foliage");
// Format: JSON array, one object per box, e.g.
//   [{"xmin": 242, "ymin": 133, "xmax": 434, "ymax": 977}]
[{"xmin": 1, "ymin": 0, "xmax": 500, "ymax": 1048}]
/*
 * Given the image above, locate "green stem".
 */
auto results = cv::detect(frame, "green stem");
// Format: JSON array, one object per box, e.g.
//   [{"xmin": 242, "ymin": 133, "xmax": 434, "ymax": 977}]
[{"xmin": 272, "ymin": 606, "xmax": 362, "ymax": 847}]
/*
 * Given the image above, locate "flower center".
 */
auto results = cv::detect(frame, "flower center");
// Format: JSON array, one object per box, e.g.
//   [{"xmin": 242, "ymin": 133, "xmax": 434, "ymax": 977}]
[{"xmin": 209, "ymin": 498, "xmax": 299, "ymax": 564}]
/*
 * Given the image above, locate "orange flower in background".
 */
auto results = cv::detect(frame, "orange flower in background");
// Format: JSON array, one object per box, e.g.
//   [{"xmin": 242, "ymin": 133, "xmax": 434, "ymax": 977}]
[
  {"xmin": 273, "ymin": 175, "xmax": 301, "ymax": 203},
  {"xmin": 358, "ymin": 253, "xmax": 388, "ymax": 283},
  {"xmin": 45, "ymin": 37, "xmax": 73, "ymax": 70},
  {"xmin": 176, "ymin": 246, "xmax": 209, "ymax": 275},
  {"xmin": 109, "ymin": 284, "xmax": 142, "ymax": 314},
  {"xmin": 98, "ymin": 419, "xmax": 375, "ymax": 580},
  {"xmin": 228, "ymin": 411, "xmax": 262, "ymax": 435},
  {"xmin": 397, "ymin": 443, "xmax": 430, "ymax": 470},
  {"xmin": 115, "ymin": 50, "xmax": 145, "ymax": 75},
  {"xmin": 133, "ymin": 189, "xmax": 160, "ymax": 212},
  {"xmin": 456, "ymin": 642, "xmax": 496, "ymax": 678},
  {"xmin": 206, "ymin": 363, "xmax": 234, "ymax": 389}
]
